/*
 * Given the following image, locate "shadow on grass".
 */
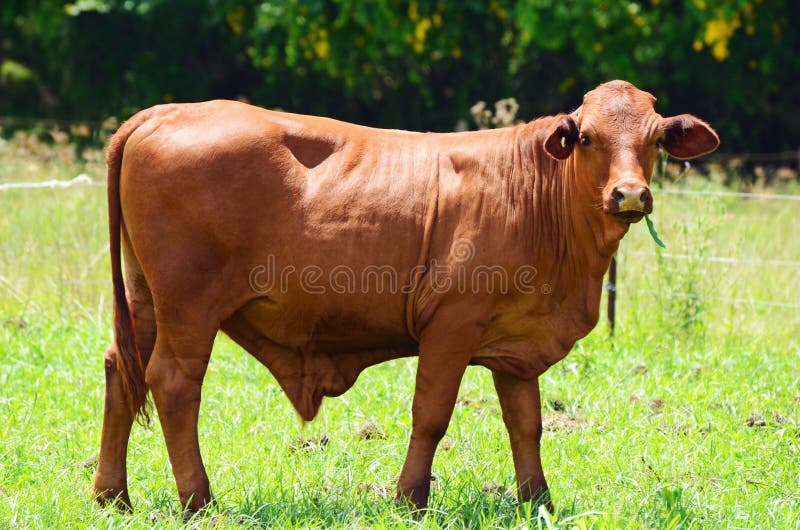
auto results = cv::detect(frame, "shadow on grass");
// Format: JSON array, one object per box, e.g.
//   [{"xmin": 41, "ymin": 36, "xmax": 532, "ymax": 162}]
[{"xmin": 129, "ymin": 484, "xmax": 603, "ymax": 529}]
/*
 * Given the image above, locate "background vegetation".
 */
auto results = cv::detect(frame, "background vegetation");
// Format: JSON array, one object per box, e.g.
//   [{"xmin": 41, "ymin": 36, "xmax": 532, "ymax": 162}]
[{"xmin": 2, "ymin": 0, "xmax": 799, "ymax": 152}]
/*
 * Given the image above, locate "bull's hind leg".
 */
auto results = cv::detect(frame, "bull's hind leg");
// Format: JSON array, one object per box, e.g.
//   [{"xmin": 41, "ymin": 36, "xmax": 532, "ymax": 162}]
[
  {"xmin": 146, "ymin": 318, "xmax": 217, "ymax": 512},
  {"xmin": 93, "ymin": 273, "xmax": 156, "ymax": 509}
]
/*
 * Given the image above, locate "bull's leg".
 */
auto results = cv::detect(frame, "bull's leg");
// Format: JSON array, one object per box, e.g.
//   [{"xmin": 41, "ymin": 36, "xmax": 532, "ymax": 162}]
[
  {"xmin": 395, "ymin": 309, "xmax": 485, "ymax": 509},
  {"xmin": 93, "ymin": 299, "xmax": 156, "ymax": 510},
  {"xmin": 92, "ymin": 344, "xmax": 136, "ymax": 510},
  {"xmin": 146, "ymin": 323, "xmax": 216, "ymax": 512},
  {"xmin": 491, "ymin": 372, "xmax": 552, "ymax": 511}
]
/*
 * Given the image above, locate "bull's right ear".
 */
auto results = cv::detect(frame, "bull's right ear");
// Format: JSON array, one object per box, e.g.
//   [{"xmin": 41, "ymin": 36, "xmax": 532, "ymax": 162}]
[
  {"xmin": 660, "ymin": 114, "xmax": 720, "ymax": 160},
  {"xmin": 544, "ymin": 115, "xmax": 579, "ymax": 160}
]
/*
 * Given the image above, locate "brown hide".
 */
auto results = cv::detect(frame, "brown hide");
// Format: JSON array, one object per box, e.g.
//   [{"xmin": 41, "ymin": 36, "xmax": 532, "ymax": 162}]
[
  {"xmin": 118, "ymin": 102, "xmax": 580, "ymax": 420},
  {"xmin": 97, "ymin": 80, "xmax": 719, "ymax": 511}
]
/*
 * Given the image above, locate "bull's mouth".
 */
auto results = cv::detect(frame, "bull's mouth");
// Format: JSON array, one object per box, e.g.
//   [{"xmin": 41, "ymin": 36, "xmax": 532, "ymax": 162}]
[{"xmin": 612, "ymin": 210, "xmax": 646, "ymax": 223}]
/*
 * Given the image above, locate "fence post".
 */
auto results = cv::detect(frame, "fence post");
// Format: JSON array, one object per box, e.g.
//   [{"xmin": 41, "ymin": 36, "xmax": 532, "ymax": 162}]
[{"xmin": 606, "ymin": 256, "xmax": 617, "ymax": 336}]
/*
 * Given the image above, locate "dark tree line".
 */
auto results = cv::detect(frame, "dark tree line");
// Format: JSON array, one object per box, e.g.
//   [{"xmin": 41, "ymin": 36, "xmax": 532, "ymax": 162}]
[{"xmin": 1, "ymin": 0, "xmax": 798, "ymax": 152}]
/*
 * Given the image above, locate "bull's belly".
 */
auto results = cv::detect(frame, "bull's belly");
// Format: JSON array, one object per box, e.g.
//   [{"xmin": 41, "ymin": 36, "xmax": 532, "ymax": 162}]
[
  {"xmin": 222, "ymin": 296, "xmax": 417, "ymax": 421},
  {"xmin": 235, "ymin": 296, "xmax": 415, "ymax": 355}
]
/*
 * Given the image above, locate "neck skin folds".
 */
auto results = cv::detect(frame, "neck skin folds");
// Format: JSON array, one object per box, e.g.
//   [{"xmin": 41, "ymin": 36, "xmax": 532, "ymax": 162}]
[{"xmin": 511, "ymin": 118, "xmax": 627, "ymax": 288}]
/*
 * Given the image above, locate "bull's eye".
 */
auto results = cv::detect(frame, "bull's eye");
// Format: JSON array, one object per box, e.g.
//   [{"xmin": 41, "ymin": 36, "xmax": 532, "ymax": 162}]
[{"xmin": 580, "ymin": 135, "xmax": 591, "ymax": 146}]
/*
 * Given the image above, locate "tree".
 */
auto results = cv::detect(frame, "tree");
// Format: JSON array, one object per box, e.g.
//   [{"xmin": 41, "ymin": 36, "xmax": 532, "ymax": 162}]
[{"xmin": 1, "ymin": 0, "xmax": 797, "ymax": 152}]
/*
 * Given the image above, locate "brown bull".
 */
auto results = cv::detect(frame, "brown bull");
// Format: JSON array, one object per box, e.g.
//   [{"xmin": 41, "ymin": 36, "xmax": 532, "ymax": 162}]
[{"xmin": 93, "ymin": 80, "xmax": 719, "ymax": 512}]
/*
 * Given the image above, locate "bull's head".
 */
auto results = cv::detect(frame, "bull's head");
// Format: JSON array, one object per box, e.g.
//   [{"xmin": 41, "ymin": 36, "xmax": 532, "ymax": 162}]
[{"xmin": 544, "ymin": 80, "xmax": 719, "ymax": 224}]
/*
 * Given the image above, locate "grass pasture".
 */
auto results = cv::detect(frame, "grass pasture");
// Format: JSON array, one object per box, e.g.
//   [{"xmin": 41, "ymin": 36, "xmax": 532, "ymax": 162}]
[{"xmin": 0, "ymin": 145, "xmax": 798, "ymax": 528}]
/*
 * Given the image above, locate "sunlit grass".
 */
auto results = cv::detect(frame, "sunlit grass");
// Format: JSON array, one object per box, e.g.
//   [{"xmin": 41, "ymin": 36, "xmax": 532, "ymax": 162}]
[{"xmin": 1, "ymin": 151, "xmax": 798, "ymax": 528}]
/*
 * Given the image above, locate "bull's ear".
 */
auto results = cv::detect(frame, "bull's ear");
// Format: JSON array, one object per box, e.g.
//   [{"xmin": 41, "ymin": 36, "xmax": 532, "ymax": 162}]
[
  {"xmin": 661, "ymin": 114, "xmax": 720, "ymax": 160},
  {"xmin": 544, "ymin": 115, "xmax": 579, "ymax": 160}
]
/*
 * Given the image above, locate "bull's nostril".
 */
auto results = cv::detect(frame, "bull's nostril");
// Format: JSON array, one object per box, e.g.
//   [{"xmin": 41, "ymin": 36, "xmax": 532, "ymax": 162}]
[
  {"xmin": 640, "ymin": 189, "xmax": 652, "ymax": 203},
  {"xmin": 611, "ymin": 189, "xmax": 624, "ymax": 203}
]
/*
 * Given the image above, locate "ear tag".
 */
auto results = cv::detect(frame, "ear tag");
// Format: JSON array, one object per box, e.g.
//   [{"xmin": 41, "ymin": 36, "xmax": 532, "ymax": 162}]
[{"xmin": 560, "ymin": 136, "xmax": 566, "ymax": 148}]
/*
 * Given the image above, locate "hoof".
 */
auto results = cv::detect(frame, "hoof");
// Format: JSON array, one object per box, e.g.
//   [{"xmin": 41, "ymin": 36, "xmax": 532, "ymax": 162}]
[
  {"xmin": 93, "ymin": 486, "xmax": 133, "ymax": 512},
  {"xmin": 520, "ymin": 487, "xmax": 554, "ymax": 514},
  {"xmin": 394, "ymin": 483, "xmax": 430, "ymax": 512},
  {"xmin": 179, "ymin": 490, "xmax": 215, "ymax": 516}
]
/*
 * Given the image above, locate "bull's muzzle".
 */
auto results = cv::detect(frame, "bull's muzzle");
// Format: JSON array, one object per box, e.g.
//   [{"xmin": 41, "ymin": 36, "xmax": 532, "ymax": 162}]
[{"xmin": 605, "ymin": 183, "xmax": 653, "ymax": 223}]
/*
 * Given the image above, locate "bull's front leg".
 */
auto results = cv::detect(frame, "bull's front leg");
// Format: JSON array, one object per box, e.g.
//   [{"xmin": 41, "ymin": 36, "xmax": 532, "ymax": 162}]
[
  {"xmin": 396, "ymin": 305, "xmax": 486, "ymax": 510},
  {"xmin": 491, "ymin": 371, "xmax": 553, "ymax": 511}
]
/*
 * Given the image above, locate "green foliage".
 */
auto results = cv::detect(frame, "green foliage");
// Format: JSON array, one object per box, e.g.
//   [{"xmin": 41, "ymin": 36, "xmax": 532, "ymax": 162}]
[
  {"xmin": 0, "ymin": 60, "xmax": 34, "ymax": 83},
  {"xmin": 655, "ymin": 199, "xmax": 718, "ymax": 340},
  {"xmin": 1, "ymin": 1, "xmax": 798, "ymax": 149}
]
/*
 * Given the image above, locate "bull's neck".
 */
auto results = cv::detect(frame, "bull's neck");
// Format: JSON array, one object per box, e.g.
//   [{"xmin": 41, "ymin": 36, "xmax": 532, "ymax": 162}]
[{"xmin": 512, "ymin": 119, "xmax": 626, "ymax": 289}]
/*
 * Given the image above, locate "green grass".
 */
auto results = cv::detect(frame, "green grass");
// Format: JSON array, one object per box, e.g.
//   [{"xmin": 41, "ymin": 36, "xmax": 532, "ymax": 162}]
[{"xmin": 1, "ymin": 146, "xmax": 798, "ymax": 528}]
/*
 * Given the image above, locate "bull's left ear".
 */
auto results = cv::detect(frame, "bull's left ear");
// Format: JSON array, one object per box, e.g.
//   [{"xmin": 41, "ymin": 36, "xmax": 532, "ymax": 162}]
[
  {"xmin": 661, "ymin": 114, "xmax": 720, "ymax": 160},
  {"xmin": 544, "ymin": 115, "xmax": 579, "ymax": 160}
]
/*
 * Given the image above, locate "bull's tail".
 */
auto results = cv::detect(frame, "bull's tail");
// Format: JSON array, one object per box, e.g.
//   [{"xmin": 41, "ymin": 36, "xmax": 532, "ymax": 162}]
[{"xmin": 107, "ymin": 109, "xmax": 155, "ymax": 424}]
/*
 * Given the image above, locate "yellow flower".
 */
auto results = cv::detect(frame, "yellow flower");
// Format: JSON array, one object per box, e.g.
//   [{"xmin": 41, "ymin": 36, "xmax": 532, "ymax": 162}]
[
  {"xmin": 412, "ymin": 18, "xmax": 432, "ymax": 53},
  {"xmin": 692, "ymin": 40, "xmax": 703, "ymax": 51},
  {"xmin": 415, "ymin": 18, "xmax": 431, "ymax": 43},
  {"xmin": 558, "ymin": 77, "xmax": 576, "ymax": 94},
  {"xmin": 703, "ymin": 17, "xmax": 740, "ymax": 61},
  {"xmin": 314, "ymin": 40, "xmax": 330, "ymax": 60},
  {"xmin": 490, "ymin": 1, "xmax": 507, "ymax": 19},
  {"xmin": 408, "ymin": 1, "xmax": 419, "ymax": 22},
  {"xmin": 711, "ymin": 41, "xmax": 729, "ymax": 61},
  {"xmin": 704, "ymin": 19, "xmax": 736, "ymax": 46},
  {"xmin": 225, "ymin": 5, "xmax": 246, "ymax": 36}
]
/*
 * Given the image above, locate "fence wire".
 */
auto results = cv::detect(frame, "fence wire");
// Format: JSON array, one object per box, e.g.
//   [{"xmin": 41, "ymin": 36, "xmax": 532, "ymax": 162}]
[
  {"xmin": 626, "ymin": 251, "xmax": 800, "ymax": 268},
  {"xmin": 0, "ymin": 174, "xmax": 102, "ymax": 191},
  {"xmin": 653, "ymin": 188, "xmax": 800, "ymax": 201},
  {"xmin": 656, "ymin": 291, "xmax": 800, "ymax": 310},
  {"xmin": 3, "ymin": 175, "xmax": 800, "ymax": 198},
  {"xmin": 2, "ymin": 175, "xmax": 797, "ymax": 314}
]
